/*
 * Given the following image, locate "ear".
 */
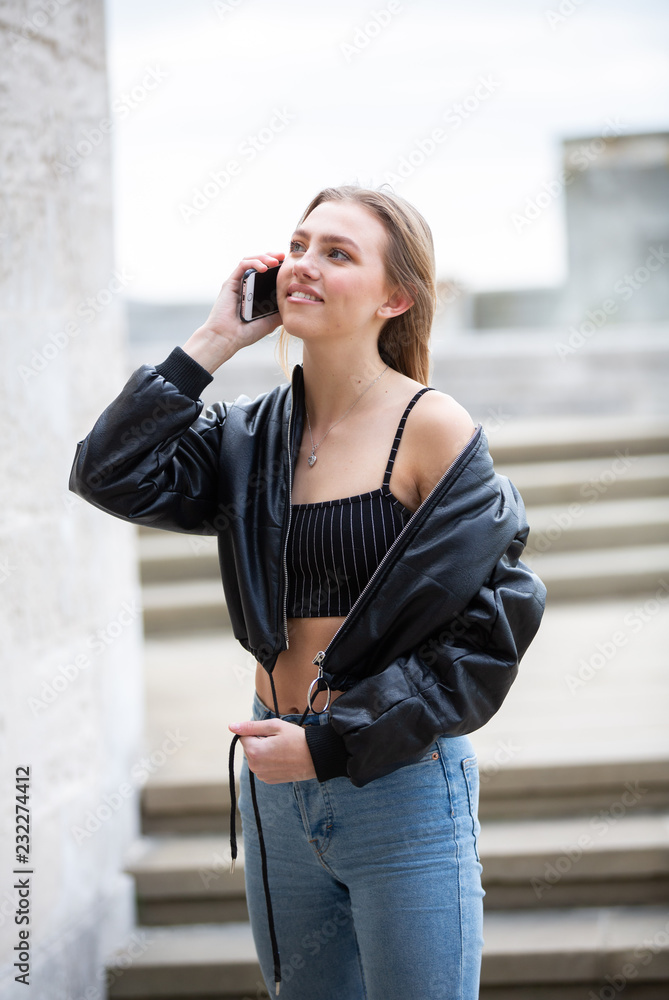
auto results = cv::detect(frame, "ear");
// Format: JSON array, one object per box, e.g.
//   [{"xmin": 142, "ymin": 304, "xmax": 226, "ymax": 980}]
[{"xmin": 377, "ymin": 286, "xmax": 414, "ymax": 320}]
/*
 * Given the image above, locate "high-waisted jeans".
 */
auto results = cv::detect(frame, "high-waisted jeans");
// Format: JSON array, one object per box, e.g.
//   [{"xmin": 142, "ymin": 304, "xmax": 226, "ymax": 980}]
[{"xmin": 238, "ymin": 691, "xmax": 485, "ymax": 1000}]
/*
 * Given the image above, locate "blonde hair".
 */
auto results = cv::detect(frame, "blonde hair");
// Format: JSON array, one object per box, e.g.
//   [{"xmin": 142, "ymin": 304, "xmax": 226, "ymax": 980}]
[{"xmin": 274, "ymin": 185, "xmax": 436, "ymax": 386}]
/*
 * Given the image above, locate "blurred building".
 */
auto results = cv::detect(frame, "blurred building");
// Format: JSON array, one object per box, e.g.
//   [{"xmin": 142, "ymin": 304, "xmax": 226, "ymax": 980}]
[
  {"xmin": 465, "ymin": 130, "xmax": 669, "ymax": 330},
  {"xmin": 127, "ymin": 131, "xmax": 669, "ymax": 421}
]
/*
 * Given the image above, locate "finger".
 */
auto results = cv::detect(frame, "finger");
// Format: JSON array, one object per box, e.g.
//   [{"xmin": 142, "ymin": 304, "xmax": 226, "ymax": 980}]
[
  {"xmin": 240, "ymin": 252, "xmax": 286, "ymax": 272},
  {"xmin": 228, "ymin": 719, "xmax": 283, "ymax": 737}
]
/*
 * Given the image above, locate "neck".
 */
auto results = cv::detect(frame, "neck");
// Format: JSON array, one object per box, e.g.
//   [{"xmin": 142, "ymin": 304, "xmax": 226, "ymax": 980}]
[{"xmin": 300, "ymin": 340, "xmax": 390, "ymax": 429}]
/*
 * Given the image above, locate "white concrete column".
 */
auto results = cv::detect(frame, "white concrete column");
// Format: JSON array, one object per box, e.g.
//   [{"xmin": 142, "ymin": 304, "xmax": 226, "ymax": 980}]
[{"xmin": 0, "ymin": 3, "xmax": 145, "ymax": 997}]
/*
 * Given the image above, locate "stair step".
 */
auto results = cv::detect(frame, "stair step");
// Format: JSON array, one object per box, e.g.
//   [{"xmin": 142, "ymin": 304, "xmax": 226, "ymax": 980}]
[
  {"xmin": 139, "ymin": 533, "xmax": 219, "ymax": 584},
  {"xmin": 140, "ymin": 758, "xmax": 669, "ymax": 837},
  {"xmin": 104, "ymin": 906, "xmax": 669, "ymax": 998},
  {"xmin": 526, "ymin": 543, "xmax": 669, "ymax": 600},
  {"xmin": 139, "ymin": 543, "xmax": 669, "ymax": 638},
  {"xmin": 141, "ymin": 778, "xmax": 232, "ymax": 835},
  {"xmin": 499, "ymin": 453, "xmax": 669, "ymax": 506},
  {"xmin": 123, "ymin": 811, "xmax": 669, "ymax": 926},
  {"xmin": 480, "ymin": 813, "xmax": 669, "ymax": 910},
  {"xmin": 136, "ymin": 470, "xmax": 669, "ymax": 582},
  {"xmin": 525, "ymin": 497, "xmax": 669, "ymax": 555},
  {"xmin": 105, "ymin": 921, "xmax": 257, "ymax": 999},
  {"xmin": 487, "ymin": 415, "xmax": 669, "ymax": 464},
  {"xmin": 478, "ymin": 757, "xmax": 669, "ymax": 820},
  {"xmin": 142, "ymin": 580, "xmax": 230, "ymax": 635},
  {"xmin": 480, "ymin": 905, "xmax": 669, "ymax": 994},
  {"xmin": 123, "ymin": 835, "xmax": 248, "ymax": 925}
]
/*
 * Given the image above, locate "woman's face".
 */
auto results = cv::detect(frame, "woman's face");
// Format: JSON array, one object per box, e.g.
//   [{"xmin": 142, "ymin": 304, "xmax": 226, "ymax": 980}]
[{"xmin": 276, "ymin": 199, "xmax": 395, "ymax": 344}]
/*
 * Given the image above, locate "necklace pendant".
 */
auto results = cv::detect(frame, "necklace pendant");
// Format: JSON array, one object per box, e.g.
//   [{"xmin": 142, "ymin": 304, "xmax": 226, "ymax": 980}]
[{"xmin": 307, "ymin": 452, "xmax": 317, "ymax": 467}]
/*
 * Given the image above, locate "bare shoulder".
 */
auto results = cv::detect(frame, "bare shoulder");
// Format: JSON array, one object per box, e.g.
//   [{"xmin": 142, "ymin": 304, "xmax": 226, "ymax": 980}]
[{"xmin": 404, "ymin": 389, "xmax": 477, "ymax": 502}]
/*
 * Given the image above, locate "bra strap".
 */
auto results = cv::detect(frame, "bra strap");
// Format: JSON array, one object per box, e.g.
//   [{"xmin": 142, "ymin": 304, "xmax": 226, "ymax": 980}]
[{"xmin": 383, "ymin": 387, "xmax": 434, "ymax": 488}]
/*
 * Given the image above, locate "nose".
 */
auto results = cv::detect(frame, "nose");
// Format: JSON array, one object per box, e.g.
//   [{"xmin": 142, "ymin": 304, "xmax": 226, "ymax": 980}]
[{"xmin": 292, "ymin": 247, "xmax": 320, "ymax": 279}]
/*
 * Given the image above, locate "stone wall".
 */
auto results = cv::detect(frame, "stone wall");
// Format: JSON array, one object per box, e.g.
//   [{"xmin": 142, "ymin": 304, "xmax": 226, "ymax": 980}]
[{"xmin": 0, "ymin": 3, "xmax": 144, "ymax": 997}]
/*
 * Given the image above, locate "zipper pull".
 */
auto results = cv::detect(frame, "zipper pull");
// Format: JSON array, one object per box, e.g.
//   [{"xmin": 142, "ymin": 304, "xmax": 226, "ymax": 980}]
[{"xmin": 308, "ymin": 651, "xmax": 331, "ymax": 714}]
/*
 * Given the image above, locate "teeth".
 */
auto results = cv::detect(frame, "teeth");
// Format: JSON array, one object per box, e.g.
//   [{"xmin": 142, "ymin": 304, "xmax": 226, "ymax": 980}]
[{"xmin": 291, "ymin": 291, "xmax": 320, "ymax": 301}]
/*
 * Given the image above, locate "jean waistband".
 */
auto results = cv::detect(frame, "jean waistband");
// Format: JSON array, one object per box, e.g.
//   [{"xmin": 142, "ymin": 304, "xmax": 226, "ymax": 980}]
[{"xmin": 252, "ymin": 688, "xmax": 331, "ymax": 726}]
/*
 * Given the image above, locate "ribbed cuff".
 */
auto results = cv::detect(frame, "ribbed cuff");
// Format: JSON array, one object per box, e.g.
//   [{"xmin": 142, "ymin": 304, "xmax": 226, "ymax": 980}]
[
  {"xmin": 305, "ymin": 723, "xmax": 350, "ymax": 782},
  {"xmin": 154, "ymin": 346, "xmax": 214, "ymax": 401}
]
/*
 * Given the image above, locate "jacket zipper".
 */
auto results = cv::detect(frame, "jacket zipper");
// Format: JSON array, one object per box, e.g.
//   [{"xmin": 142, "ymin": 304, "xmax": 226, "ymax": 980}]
[
  {"xmin": 280, "ymin": 375, "xmax": 296, "ymax": 650},
  {"xmin": 311, "ymin": 424, "xmax": 482, "ymax": 672}
]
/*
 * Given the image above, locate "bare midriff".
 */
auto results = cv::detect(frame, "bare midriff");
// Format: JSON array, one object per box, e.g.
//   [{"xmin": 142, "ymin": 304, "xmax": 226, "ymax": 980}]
[{"xmin": 254, "ymin": 615, "xmax": 348, "ymax": 715}]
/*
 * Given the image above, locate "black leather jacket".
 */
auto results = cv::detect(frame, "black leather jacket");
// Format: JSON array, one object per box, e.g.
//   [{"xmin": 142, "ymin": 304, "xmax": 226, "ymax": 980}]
[{"xmin": 69, "ymin": 346, "xmax": 547, "ymax": 787}]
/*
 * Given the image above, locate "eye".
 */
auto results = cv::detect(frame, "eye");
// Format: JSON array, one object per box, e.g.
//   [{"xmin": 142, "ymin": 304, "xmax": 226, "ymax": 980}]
[{"xmin": 287, "ymin": 240, "xmax": 350, "ymax": 261}]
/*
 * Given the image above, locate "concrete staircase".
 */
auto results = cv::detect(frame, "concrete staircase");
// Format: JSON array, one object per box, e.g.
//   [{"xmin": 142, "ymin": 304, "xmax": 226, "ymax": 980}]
[
  {"xmin": 104, "ymin": 416, "xmax": 669, "ymax": 998},
  {"xmin": 137, "ymin": 415, "xmax": 669, "ymax": 635},
  {"xmin": 489, "ymin": 416, "xmax": 669, "ymax": 602},
  {"xmin": 106, "ymin": 762, "xmax": 669, "ymax": 999}
]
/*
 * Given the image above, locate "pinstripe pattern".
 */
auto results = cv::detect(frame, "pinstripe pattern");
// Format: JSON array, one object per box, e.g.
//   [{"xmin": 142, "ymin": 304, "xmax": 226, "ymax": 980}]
[{"xmin": 286, "ymin": 387, "xmax": 433, "ymax": 618}]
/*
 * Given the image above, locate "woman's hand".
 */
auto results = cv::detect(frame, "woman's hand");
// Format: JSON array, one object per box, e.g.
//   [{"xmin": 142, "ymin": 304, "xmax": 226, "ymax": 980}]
[
  {"xmin": 229, "ymin": 718, "xmax": 317, "ymax": 784},
  {"xmin": 182, "ymin": 251, "xmax": 286, "ymax": 374}
]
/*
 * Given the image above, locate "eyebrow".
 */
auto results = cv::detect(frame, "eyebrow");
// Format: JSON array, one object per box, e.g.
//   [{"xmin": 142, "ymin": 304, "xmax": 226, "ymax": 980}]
[{"xmin": 291, "ymin": 228, "xmax": 362, "ymax": 254}]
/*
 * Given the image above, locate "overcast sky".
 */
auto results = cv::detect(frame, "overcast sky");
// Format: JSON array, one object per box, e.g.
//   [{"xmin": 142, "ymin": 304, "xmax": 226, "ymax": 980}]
[{"xmin": 104, "ymin": 0, "xmax": 669, "ymax": 303}]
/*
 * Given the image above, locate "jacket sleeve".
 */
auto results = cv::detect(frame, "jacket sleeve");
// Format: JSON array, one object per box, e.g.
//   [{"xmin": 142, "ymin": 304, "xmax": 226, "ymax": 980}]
[
  {"xmin": 307, "ymin": 527, "xmax": 547, "ymax": 787},
  {"xmin": 69, "ymin": 346, "xmax": 226, "ymax": 534}
]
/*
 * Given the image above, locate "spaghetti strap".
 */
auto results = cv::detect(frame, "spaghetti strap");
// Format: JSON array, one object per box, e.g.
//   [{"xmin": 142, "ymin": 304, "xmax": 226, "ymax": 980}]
[{"xmin": 383, "ymin": 387, "xmax": 434, "ymax": 488}]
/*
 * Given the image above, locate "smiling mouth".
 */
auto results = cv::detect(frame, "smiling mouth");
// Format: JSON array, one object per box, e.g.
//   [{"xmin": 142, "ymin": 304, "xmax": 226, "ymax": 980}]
[{"xmin": 287, "ymin": 291, "xmax": 323, "ymax": 302}]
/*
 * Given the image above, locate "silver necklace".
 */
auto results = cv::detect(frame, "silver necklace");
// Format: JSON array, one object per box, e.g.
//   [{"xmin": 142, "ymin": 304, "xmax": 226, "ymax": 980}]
[{"xmin": 304, "ymin": 364, "xmax": 389, "ymax": 467}]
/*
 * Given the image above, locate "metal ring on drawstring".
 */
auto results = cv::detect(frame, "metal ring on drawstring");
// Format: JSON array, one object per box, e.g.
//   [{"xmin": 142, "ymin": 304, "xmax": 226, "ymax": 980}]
[{"xmin": 307, "ymin": 673, "xmax": 331, "ymax": 714}]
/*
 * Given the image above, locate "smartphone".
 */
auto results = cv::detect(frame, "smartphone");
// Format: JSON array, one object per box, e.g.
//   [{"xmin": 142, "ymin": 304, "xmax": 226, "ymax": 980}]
[{"xmin": 239, "ymin": 264, "xmax": 280, "ymax": 323}]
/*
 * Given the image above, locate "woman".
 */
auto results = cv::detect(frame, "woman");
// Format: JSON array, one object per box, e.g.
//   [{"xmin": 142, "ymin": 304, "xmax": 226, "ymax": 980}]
[{"xmin": 70, "ymin": 185, "xmax": 546, "ymax": 1000}]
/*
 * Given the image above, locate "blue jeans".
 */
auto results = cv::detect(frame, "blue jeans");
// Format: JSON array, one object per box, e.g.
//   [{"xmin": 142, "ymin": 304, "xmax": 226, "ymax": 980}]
[{"xmin": 238, "ymin": 690, "xmax": 485, "ymax": 1000}]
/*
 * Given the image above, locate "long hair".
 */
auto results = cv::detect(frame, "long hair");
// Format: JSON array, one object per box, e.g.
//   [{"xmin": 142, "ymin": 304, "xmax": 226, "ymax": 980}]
[{"xmin": 274, "ymin": 185, "xmax": 436, "ymax": 386}]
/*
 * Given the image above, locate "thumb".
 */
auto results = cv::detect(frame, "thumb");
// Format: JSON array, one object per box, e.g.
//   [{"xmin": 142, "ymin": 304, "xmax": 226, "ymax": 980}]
[{"xmin": 228, "ymin": 719, "xmax": 283, "ymax": 737}]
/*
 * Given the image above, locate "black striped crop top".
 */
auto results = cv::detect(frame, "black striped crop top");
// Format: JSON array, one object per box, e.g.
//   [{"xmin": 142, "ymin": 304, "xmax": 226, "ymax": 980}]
[{"xmin": 285, "ymin": 387, "xmax": 434, "ymax": 618}]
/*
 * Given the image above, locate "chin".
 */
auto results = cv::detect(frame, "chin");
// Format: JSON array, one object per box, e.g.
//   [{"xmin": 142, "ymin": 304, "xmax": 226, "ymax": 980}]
[{"xmin": 281, "ymin": 313, "xmax": 321, "ymax": 341}]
